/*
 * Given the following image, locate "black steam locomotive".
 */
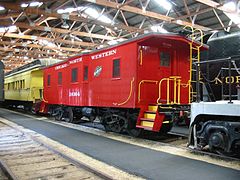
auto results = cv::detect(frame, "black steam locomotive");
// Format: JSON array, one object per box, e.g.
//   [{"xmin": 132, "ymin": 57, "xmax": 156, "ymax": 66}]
[{"xmin": 189, "ymin": 31, "xmax": 240, "ymax": 157}]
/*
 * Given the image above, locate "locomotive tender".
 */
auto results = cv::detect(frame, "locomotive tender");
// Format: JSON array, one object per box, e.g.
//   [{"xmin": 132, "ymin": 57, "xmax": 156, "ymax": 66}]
[{"xmin": 41, "ymin": 33, "xmax": 206, "ymax": 136}]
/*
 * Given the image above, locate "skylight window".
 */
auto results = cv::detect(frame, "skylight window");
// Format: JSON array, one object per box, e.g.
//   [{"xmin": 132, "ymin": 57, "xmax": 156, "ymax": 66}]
[
  {"xmin": 223, "ymin": 1, "xmax": 236, "ymax": 12},
  {"xmin": 38, "ymin": 39, "xmax": 56, "ymax": 47},
  {"xmin": 21, "ymin": 2, "xmax": 43, "ymax": 8},
  {"xmin": 154, "ymin": 0, "xmax": 172, "ymax": 11},
  {"xmin": 151, "ymin": 25, "xmax": 168, "ymax": 33},
  {"xmin": 0, "ymin": 25, "xmax": 17, "ymax": 33},
  {"xmin": 84, "ymin": 7, "xmax": 112, "ymax": 24},
  {"xmin": 223, "ymin": 2, "xmax": 240, "ymax": 28},
  {"xmin": 57, "ymin": 6, "xmax": 112, "ymax": 24}
]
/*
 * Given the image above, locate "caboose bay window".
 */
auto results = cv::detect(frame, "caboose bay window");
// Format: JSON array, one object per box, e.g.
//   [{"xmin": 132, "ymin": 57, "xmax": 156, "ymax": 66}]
[
  {"xmin": 71, "ymin": 68, "xmax": 78, "ymax": 82},
  {"xmin": 113, "ymin": 59, "xmax": 120, "ymax": 78}
]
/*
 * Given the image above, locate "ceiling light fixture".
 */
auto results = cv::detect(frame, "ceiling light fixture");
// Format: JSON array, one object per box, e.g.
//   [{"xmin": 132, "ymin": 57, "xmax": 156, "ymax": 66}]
[
  {"xmin": 21, "ymin": 3, "xmax": 28, "ymax": 8},
  {"xmin": 0, "ymin": 6, "xmax": 5, "ymax": 11},
  {"xmin": 176, "ymin": 20, "xmax": 183, "ymax": 25}
]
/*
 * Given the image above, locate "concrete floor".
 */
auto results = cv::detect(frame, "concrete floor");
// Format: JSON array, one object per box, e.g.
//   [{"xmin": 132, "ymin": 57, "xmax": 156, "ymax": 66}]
[{"xmin": 0, "ymin": 108, "xmax": 239, "ymax": 180}]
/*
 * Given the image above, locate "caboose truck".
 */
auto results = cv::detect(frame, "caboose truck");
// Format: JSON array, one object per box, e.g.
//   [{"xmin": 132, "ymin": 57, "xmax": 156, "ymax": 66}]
[
  {"xmin": 42, "ymin": 33, "xmax": 206, "ymax": 136},
  {"xmin": 189, "ymin": 57, "xmax": 240, "ymax": 156}
]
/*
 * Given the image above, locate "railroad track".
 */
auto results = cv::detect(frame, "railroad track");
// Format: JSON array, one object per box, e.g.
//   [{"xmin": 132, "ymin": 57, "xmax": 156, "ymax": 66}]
[
  {"xmin": 2, "ymin": 107, "xmax": 240, "ymax": 162},
  {"xmin": 0, "ymin": 121, "xmax": 110, "ymax": 180}
]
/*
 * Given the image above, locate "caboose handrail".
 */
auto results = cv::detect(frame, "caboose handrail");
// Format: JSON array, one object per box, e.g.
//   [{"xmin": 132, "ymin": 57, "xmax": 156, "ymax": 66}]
[
  {"xmin": 157, "ymin": 78, "xmax": 170, "ymax": 104},
  {"xmin": 113, "ymin": 77, "xmax": 135, "ymax": 106},
  {"xmin": 138, "ymin": 80, "xmax": 158, "ymax": 102},
  {"xmin": 157, "ymin": 76, "xmax": 182, "ymax": 105}
]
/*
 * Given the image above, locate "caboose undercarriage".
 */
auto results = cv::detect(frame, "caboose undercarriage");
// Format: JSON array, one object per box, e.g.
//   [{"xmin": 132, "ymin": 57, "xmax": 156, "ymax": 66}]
[{"xmin": 47, "ymin": 104, "xmax": 179, "ymax": 137}]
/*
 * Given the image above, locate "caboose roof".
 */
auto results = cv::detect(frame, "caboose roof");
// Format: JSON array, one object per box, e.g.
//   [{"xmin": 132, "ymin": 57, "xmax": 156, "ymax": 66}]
[{"xmin": 44, "ymin": 32, "xmax": 208, "ymax": 69}]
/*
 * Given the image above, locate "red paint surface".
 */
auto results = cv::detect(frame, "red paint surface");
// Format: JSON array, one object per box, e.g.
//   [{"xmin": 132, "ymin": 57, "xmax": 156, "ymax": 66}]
[{"xmin": 43, "ymin": 34, "xmax": 206, "ymax": 109}]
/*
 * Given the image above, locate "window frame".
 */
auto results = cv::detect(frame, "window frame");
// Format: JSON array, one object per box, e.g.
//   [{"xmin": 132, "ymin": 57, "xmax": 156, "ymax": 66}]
[
  {"xmin": 58, "ymin": 72, "xmax": 62, "ymax": 85},
  {"xmin": 159, "ymin": 51, "xmax": 171, "ymax": 67},
  {"xmin": 71, "ymin": 68, "xmax": 78, "ymax": 83},
  {"xmin": 83, "ymin": 66, "xmax": 88, "ymax": 81},
  {"xmin": 47, "ymin": 74, "xmax": 51, "ymax": 86},
  {"xmin": 112, "ymin": 58, "xmax": 121, "ymax": 79}
]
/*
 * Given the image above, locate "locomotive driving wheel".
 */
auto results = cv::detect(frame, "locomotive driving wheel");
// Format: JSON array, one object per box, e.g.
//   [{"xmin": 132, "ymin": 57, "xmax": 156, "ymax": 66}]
[
  {"xmin": 103, "ymin": 114, "xmax": 127, "ymax": 133},
  {"xmin": 208, "ymin": 131, "xmax": 230, "ymax": 156}
]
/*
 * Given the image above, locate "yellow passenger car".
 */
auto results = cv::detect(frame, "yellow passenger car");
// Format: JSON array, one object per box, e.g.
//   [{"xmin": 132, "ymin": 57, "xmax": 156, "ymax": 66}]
[{"xmin": 4, "ymin": 59, "xmax": 61, "ymax": 110}]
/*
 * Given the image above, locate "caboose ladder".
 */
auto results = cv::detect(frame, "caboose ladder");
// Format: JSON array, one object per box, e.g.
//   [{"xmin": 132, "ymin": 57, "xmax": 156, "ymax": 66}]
[
  {"xmin": 189, "ymin": 43, "xmax": 201, "ymax": 103},
  {"xmin": 186, "ymin": 26, "xmax": 203, "ymax": 103}
]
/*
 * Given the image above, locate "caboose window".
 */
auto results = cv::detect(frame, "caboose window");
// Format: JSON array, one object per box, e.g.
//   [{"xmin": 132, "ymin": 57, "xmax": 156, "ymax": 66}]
[
  {"xmin": 71, "ymin": 68, "xmax": 78, "ymax": 82},
  {"xmin": 113, "ymin": 59, "xmax": 120, "ymax": 78},
  {"xmin": 160, "ymin": 52, "xmax": 170, "ymax": 67},
  {"xmin": 58, "ymin": 72, "xmax": 62, "ymax": 85},
  {"xmin": 84, "ymin": 66, "xmax": 88, "ymax": 81},
  {"xmin": 47, "ymin": 75, "xmax": 51, "ymax": 86}
]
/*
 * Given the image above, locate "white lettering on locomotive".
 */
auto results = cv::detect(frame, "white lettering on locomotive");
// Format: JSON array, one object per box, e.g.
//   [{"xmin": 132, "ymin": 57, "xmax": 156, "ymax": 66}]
[
  {"xmin": 55, "ymin": 63, "xmax": 68, "ymax": 70},
  {"xmin": 69, "ymin": 91, "xmax": 80, "ymax": 97},
  {"xmin": 91, "ymin": 49, "xmax": 117, "ymax": 60},
  {"xmin": 69, "ymin": 57, "xmax": 82, "ymax": 64}
]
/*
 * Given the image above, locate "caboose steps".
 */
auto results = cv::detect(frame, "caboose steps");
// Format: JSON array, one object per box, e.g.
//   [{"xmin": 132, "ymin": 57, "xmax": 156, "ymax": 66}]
[
  {"xmin": 140, "ymin": 121, "xmax": 154, "ymax": 128},
  {"xmin": 148, "ymin": 105, "xmax": 158, "ymax": 111},
  {"xmin": 140, "ymin": 118, "xmax": 155, "ymax": 128},
  {"xmin": 144, "ymin": 112, "xmax": 156, "ymax": 119},
  {"xmin": 136, "ymin": 125, "xmax": 152, "ymax": 131},
  {"xmin": 137, "ymin": 105, "xmax": 159, "ymax": 129}
]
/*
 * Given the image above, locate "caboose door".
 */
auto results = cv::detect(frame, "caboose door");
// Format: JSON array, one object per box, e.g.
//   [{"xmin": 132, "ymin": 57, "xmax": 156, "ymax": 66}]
[
  {"xmin": 158, "ymin": 49, "xmax": 173, "ymax": 77},
  {"xmin": 137, "ymin": 46, "xmax": 173, "ymax": 105},
  {"xmin": 158, "ymin": 48, "xmax": 174, "ymax": 104}
]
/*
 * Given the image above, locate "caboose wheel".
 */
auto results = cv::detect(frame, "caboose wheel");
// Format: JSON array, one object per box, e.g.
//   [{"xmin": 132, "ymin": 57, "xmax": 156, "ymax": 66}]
[
  {"xmin": 102, "ymin": 114, "xmax": 127, "ymax": 133},
  {"xmin": 54, "ymin": 109, "xmax": 63, "ymax": 121},
  {"xmin": 64, "ymin": 107, "xmax": 74, "ymax": 123},
  {"xmin": 126, "ymin": 112, "xmax": 143, "ymax": 137}
]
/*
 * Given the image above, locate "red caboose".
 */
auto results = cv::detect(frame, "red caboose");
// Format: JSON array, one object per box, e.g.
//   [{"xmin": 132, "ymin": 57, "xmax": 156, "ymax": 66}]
[{"xmin": 42, "ymin": 33, "xmax": 206, "ymax": 136}]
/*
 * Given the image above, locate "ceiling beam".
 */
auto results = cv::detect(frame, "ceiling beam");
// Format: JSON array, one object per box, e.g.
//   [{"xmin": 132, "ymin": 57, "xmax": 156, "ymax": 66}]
[
  {"xmin": 0, "ymin": 40, "xmax": 80, "ymax": 52},
  {"xmin": 0, "ymin": 22, "xmax": 117, "ymax": 41},
  {"xmin": 83, "ymin": 0, "xmax": 212, "ymax": 31},
  {"xmin": 195, "ymin": 0, "xmax": 235, "ymax": 13},
  {"xmin": 0, "ymin": 46, "xmax": 68, "ymax": 57},
  {"xmin": 0, "ymin": 32, "xmax": 95, "ymax": 47},
  {"xmin": 0, "ymin": 12, "xmax": 21, "ymax": 19},
  {"xmin": 0, "ymin": 3, "xmax": 141, "ymax": 33}
]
